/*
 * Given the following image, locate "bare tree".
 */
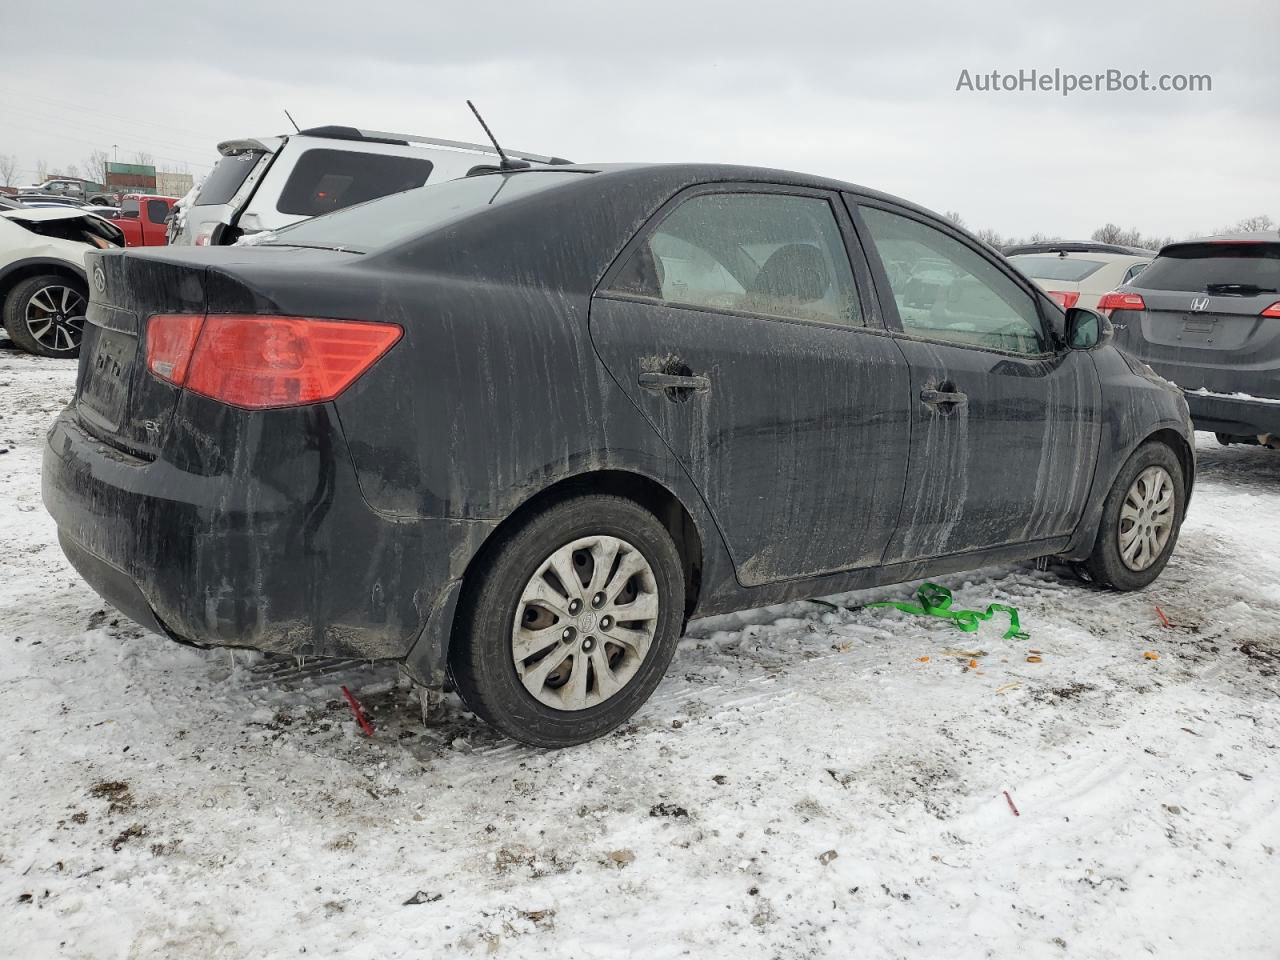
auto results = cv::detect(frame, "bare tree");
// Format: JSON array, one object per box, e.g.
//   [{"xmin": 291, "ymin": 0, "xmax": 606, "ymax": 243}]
[
  {"xmin": 133, "ymin": 151, "xmax": 155, "ymax": 168},
  {"xmin": 35, "ymin": 158, "xmax": 49, "ymax": 182},
  {"xmin": 0, "ymin": 153, "xmax": 18, "ymax": 187},
  {"xmin": 1091, "ymin": 223, "xmax": 1125, "ymax": 245},
  {"xmin": 974, "ymin": 227, "xmax": 1004, "ymax": 250},
  {"xmin": 944, "ymin": 210, "xmax": 966, "ymax": 228},
  {"xmin": 64, "ymin": 163, "xmax": 80, "ymax": 179},
  {"xmin": 83, "ymin": 149, "xmax": 110, "ymax": 184},
  {"xmin": 1234, "ymin": 214, "xmax": 1274, "ymax": 233}
]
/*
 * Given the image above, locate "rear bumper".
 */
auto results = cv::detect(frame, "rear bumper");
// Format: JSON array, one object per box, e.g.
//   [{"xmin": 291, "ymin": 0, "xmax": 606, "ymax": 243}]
[
  {"xmin": 1184, "ymin": 390, "xmax": 1280, "ymax": 437},
  {"xmin": 42, "ymin": 406, "xmax": 484, "ymax": 678}
]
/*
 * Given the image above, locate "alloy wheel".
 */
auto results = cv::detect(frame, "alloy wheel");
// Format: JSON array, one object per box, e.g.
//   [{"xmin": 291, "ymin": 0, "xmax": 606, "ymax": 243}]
[
  {"xmin": 1118, "ymin": 465, "xmax": 1175, "ymax": 572},
  {"xmin": 25, "ymin": 284, "xmax": 87, "ymax": 354},
  {"xmin": 511, "ymin": 534, "xmax": 660, "ymax": 711}
]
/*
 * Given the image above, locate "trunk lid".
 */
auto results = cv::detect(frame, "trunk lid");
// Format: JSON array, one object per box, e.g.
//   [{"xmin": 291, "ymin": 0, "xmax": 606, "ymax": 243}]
[{"xmin": 75, "ymin": 250, "xmax": 207, "ymax": 458}]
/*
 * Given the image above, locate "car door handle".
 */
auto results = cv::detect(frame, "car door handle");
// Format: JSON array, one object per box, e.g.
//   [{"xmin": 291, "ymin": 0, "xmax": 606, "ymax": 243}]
[
  {"xmin": 638, "ymin": 372, "xmax": 711, "ymax": 394},
  {"xmin": 920, "ymin": 388, "xmax": 967, "ymax": 407}
]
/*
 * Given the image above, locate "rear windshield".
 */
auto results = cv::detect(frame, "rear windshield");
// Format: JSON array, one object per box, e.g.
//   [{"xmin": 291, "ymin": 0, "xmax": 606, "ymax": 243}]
[
  {"xmin": 276, "ymin": 149, "xmax": 433, "ymax": 217},
  {"xmin": 1136, "ymin": 243, "xmax": 1280, "ymax": 292},
  {"xmin": 196, "ymin": 152, "xmax": 263, "ymax": 206},
  {"xmin": 259, "ymin": 171, "xmax": 589, "ymax": 254},
  {"xmin": 1009, "ymin": 256, "xmax": 1104, "ymax": 282}
]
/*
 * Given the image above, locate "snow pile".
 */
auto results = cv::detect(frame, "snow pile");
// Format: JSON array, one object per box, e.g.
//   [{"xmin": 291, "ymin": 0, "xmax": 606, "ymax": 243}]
[{"xmin": 1, "ymin": 344, "xmax": 1278, "ymax": 959}]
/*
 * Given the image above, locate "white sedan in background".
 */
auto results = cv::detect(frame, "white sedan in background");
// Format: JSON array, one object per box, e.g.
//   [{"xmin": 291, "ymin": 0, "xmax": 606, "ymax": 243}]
[
  {"xmin": 0, "ymin": 207, "xmax": 124, "ymax": 358},
  {"xmin": 1006, "ymin": 241, "xmax": 1154, "ymax": 311}
]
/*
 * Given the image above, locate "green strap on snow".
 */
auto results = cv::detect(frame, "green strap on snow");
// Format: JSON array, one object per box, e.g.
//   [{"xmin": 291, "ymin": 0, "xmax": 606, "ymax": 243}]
[{"xmin": 869, "ymin": 582, "xmax": 1029, "ymax": 640}]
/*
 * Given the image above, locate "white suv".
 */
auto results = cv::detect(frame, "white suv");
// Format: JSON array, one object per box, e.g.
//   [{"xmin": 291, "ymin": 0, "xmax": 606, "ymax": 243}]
[{"xmin": 171, "ymin": 124, "xmax": 569, "ymax": 247}]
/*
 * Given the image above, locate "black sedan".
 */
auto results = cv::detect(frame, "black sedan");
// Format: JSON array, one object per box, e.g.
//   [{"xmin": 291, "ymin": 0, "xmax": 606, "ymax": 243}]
[{"xmin": 43, "ymin": 163, "xmax": 1194, "ymax": 747}]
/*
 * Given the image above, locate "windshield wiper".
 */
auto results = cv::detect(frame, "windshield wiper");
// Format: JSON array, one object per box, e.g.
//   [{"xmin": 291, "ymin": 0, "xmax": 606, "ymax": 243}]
[{"xmin": 1205, "ymin": 282, "xmax": 1278, "ymax": 295}]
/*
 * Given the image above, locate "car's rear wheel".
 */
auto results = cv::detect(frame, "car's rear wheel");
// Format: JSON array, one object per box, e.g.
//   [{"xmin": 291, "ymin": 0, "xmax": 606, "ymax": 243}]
[
  {"xmin": 1081, "ymin": 441, "xmax": 1185, "ymax": 590},
  {"xmin": 449, "ymin": 494, "xmax": 685, "ymax": 747},
  {"xmin": 3, "ymin": 274, "xmax": 88, "ymax": 358}
]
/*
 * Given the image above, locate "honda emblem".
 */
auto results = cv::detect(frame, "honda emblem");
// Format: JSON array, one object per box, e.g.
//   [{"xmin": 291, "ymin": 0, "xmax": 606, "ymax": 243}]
[{"xmin": 1190, "ymin": 297, "xmax": 1210, "ymax": 312}]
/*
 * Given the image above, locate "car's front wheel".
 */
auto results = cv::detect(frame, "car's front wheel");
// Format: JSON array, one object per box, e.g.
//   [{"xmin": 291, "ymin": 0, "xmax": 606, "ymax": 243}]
[
  {"xmin": 3, "ymin": 273, "xmax": 89, "ymax": 358},
  {"xmin": 450, "ymin": 495, "xmax": 686, "ymax": 747},
  {"xmin": 1081, "ymin": 441, "xmax": 1186, "ymax": 590}
]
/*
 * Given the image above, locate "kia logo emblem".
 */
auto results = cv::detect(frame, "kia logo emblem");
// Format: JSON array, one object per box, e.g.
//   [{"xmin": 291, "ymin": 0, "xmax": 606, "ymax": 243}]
[
  {"xmin": 93, "ymin": 267, "xmax": 106, "ymax": 295},
  {"xmin": 1190, "ymin": 297, "xmax": 1210, "ymax": 312}
]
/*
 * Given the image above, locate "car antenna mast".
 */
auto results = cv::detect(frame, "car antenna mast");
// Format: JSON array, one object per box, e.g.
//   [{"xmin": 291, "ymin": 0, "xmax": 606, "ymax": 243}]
[
  {"xmin": 284, "ymin": 109, "xmax": 301, "ymax": 133},
  {"xmin": 466, "ymin": 100, "xmax": 529, "ymax": 170}
]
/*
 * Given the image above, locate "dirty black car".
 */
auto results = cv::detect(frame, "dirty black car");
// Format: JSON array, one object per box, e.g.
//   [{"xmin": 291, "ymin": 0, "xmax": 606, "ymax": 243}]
[
  {"xmin": 43, "ymin": 164, "xmax": 1194, "ymax": 747},
  {"xmin": 1101, "ymin": 232, "xmax": 1280, "ymax": 449}
]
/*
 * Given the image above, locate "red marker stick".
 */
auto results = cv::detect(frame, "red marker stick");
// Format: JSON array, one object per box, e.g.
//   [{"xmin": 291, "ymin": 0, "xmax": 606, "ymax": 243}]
[{"xmin": 341, "ymin": 685, "xmax": 375, "ymax": 737}]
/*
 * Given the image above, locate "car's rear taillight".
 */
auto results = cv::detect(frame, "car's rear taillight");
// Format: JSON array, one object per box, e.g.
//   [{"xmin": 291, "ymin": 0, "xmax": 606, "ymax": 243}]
[
  {"xmin": 147, "ymin": 314, "xmax": 205, "ymax": 384},
  {"xmin": 1047, "ymin": 290, "xmax": 1080, "ymax": 309},
  {"xmin": 1097, "ymin": 291, "xmax": 1146, "ymax": 315},
  {"xmin": 146, "ymin": 314, "xmax": 401, "ymax": 409},
  {"xmin": 1261, "ymin": 301, "xmax": 1280, "ymax": 318},
  {"xmin": 194, "ymin": 222, "xmax": 217, "ymax": 246}
]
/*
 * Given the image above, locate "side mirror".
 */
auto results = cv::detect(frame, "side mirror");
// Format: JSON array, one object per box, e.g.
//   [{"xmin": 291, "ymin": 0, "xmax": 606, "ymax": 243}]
[{"xmin": 1065, "ymin": 307, "xmax": 1112, "ymax": 349}]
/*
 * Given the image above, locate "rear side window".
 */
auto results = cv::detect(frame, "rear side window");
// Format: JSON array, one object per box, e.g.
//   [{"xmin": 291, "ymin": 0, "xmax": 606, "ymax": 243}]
[
  {"xmin": 276, "ymin": 149, "xmax": 433, "ymax": 217},
  {"xmin": 146, "ymin": 199, "xmax": 169, "ymax": 223},
  {"xmin": 1010, "ymin": 256, "xmax": 1105, "ymax": 282},
  {"xmin": 861, "ymin": 206, "xmax": 1046, "ymax": 354},
  {"xmin": 609, "ymin": 192, "xmax": 863, "ymax": 327},
  {"xmin": 1135, "ymin": 243, "xmax": 1280, "ymax": 292},
  {"xmin": 197, "ymin": 152, "xmax": 262, "ymax": 206}
]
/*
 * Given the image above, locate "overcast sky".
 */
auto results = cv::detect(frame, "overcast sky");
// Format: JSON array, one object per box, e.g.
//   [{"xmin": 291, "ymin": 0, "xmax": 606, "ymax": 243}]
[{"xmin": 2, "ymin": 0, "xmax": 1276, "ymax": 239}]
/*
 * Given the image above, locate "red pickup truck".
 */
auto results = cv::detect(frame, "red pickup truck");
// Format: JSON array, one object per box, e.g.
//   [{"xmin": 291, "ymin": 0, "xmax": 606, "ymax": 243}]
[{"xmin": 117, "ymin": 194, "xmax": 177, "ymax": 246}]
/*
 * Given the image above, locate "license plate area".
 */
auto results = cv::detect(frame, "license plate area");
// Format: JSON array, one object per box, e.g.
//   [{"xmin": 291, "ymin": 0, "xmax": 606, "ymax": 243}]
[{"xmin": 77, "ymin": 326, "xmax": 138, "ymax": 433}]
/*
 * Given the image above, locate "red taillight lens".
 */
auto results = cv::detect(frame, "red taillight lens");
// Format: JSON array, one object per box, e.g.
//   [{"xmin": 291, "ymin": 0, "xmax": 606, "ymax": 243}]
[
  {"xmin": 1261, "ymin": 301, "xmax": 1280, "ymax": 318},
  {"xmin": 147, "ymin": 314, "xmax": 205, "ymax": 384},
  {"xmin": 1097, "ymin": 291, "xmax": 1146, "ymax": 315},
  {"xmin": 1047, "ymin": 290, "xmax": 1080, "ymax": 309},
  {"xmin": 147, "ymin": 314, "xmax": 401, "ymax": 409}
]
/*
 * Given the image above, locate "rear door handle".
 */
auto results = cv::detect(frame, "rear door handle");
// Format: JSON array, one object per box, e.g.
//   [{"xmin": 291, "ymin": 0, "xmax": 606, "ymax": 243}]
[
  {"xmin": 638, "ymin": 372, "xmax": 711, "ymax": 394},
  {"xmin": 920, "ymin": 388, "xmax": 967, "ymax": 407}
]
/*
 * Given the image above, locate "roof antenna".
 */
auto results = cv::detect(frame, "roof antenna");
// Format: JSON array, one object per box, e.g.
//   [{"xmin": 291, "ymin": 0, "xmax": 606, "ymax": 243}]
[
  {"xmin": 284, "ymin": 109, "xmax": 301, "ymax": 133},
  {"xmin": 466, "ymin": 100, "xmax": 529, "ymax": 170}
]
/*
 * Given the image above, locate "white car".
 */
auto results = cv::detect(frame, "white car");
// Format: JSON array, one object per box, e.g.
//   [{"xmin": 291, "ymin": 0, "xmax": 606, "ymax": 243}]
[
  {"xmin": 1006, "ymin": 242, "xmax": 1154, "ymax": 312},
  {"xmin": 172, "ymin": 123, "xmax": 569, "ymax": 247},
  {"xmin": 0, "ymin": 208, "xmax": 124, "ymax": 357}
]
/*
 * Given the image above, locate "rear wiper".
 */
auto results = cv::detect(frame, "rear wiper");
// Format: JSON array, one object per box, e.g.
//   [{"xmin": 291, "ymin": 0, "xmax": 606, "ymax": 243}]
[
  {"xmin": 1205, "ymin": 282, "xmax": 1277, "ymax": 295},
  {"xmin": 261, "ymin": 242, "xmax": 365, "ymax": 255}
]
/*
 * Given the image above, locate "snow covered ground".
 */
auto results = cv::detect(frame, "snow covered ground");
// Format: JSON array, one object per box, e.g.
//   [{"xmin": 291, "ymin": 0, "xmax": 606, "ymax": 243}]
[{"xmin": 2, "ymin": 343, "xmax": 1278, "ymax": 960}]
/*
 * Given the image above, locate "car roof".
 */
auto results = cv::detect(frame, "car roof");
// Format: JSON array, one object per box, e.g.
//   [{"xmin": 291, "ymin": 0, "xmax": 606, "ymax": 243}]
[
  {"xmin": 1, "ymin": 207, "xmax": 106, "ymax": 223},
  {"xmin": 217, "ymin": 125, "xmax": 569, "ymax": 166},
  {"xmin": 1003, "ymin": 241, "xmax": 1157, "ymax": 257},
  {"xmin": 1161, "ymin": 230, "xmax": 1280, "ymax": 251},
  {"xmin": 1008, "ymin": 250, "xmax": 1150, "ymax": 264},
  {"xmin": 515, "ymin": 161, "xmax": 956, "ymax": 224}
]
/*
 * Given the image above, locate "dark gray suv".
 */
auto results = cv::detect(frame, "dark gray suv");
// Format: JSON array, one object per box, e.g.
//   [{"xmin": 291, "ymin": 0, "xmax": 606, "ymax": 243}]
[{"xmin": 1103, "ymin": 232, "xmax": 1280, "ymax": 448}]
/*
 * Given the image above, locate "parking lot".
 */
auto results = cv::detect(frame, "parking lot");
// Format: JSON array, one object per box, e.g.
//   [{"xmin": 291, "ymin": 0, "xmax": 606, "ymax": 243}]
[{"xmin": 3, "ymin": 343, "xmax": 1277, "ymax": 959}]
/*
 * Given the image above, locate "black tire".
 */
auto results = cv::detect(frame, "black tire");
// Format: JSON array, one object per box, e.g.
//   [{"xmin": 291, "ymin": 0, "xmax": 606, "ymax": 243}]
[
  {"xmin": 450, "ymin": 494, "xmax": 685, "ymax": 748},
  {"xmin": 2, "ymin": 273, "xmax": 88, "ymax": 358},
  {"xmin": 1081, "ymin": 441, "xmax": 1186, "ymax": 591}
]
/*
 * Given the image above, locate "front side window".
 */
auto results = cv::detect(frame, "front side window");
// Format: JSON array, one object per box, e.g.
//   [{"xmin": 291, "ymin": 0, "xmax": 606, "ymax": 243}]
[
  {"xmin": 146, "ymin": 199, "xmax": 169, "ymax": 223},
  {"xmin": 861, "ymin": 206, "xmax": 1046, "ymax": 354},
  {"xmin": 609, "ymin": 192, "xmax": 863, "ymax": 327},
  {"xmin": 276, "ymin": 149, "xmax": 433, "ymax": 217}
]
